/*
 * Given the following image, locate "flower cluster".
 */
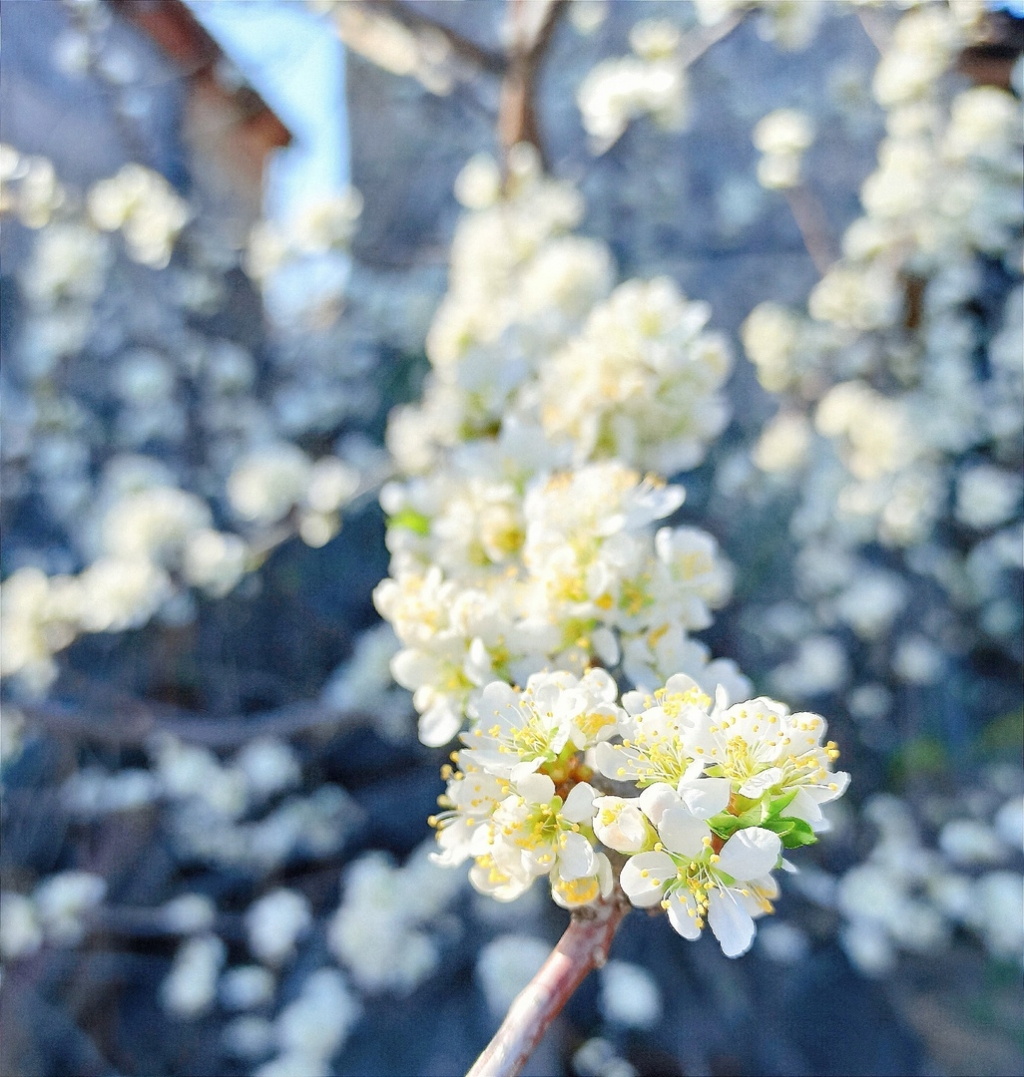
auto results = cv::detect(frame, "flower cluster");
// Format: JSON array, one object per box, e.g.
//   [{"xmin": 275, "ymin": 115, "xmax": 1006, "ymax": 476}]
[
  {"xmin": 87, "ymin": 163, "xmax": 189, "ymax": 268},
  {"xmin": 753, "ymin": 108, "xmax": 815, "ymax": 190},
  {"xmin": 376, "ymin": 151, "xmax": 740, "ymax": 749},
  {"xmin": 576, "ymin": 19, "xmax": 690, "ymax": 153},
  {"xmin": 431, "ymin": 668, "xmax": 847, "ymax": 956},
  {"xmin": 10, "ymin": 3, "xmax": 1022, "ymax": 1074},
  {"xmin": 731, "ymin": 2, "xmax": 1023, "ymax": 724},
  {"xmin": 835, "ymin": 788, "xmax": 1024, "ymax": 976},
  {"xmin": 327, "ymin": 842, "xmax": 463, "ymax": 995}
]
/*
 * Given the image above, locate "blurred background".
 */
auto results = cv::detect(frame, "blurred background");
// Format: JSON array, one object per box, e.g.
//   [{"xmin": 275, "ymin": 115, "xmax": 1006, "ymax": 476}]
[{"xmin": 0, "ymin": 2, "xmax": 1021, "ymax": 1075}]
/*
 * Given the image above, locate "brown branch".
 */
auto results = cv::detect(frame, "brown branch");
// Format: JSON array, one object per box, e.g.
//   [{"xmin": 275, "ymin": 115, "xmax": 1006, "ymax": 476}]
[
  {"xmin": 466, "ymin": 892, "xmax": 630, "ymax": 1077},
  {"xmin": 361, "ymin": 0, "xmax": 507, "ymax": 74},
  {"xmin": 498, "ymin": 0, "xmax": 568, "ymax": 168}
]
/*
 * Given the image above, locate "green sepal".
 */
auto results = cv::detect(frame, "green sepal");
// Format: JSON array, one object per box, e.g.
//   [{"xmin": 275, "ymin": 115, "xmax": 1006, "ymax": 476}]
[
  {"xmin": 762, "ymin": 789, "xmax": 798, "ymax": 822},
  {"xmin": 763, "ymin": 815, "xmax": 818, "ymax": 849},
  {"xmin": 388, "ymin": 509, "xmax": 431, "ymax": 535},
  {"xmin": 708, "ymin": 804, "xmax": 761, "ymax": 838}
]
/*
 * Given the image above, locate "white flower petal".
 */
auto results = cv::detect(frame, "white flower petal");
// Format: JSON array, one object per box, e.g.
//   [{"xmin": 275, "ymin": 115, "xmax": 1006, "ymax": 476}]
[
  {"xmin": 593, "ymin": 741, "xmax": 624, "ymax": 781},
  {"xmin": 802, "ymin": 771, "xmax": 850, "ymax": 803},
  {"xmin": 707, "ymin": 887, "xmax": 756, "ymax": 957},
  {"xmin": 657, "ymin": 806, "xmax": 709, "ymax": 858},
  {"xmin": 558, "ymin": 831, "xmax": 596, "ymax": 881},
  {"xmin": 737, "ymin": 767, "xmax": 783, "ymax": 798},
  {"xmin": 681, "ymin": 759, "xmax": 705, "ymax": 783},
  {"xmin": 678, "ymin": 777, "xmax": 732, "ymax": 819},
  {"xmin": 563, "ymin": 782, "xmax": 597, "ymax": 823},
  {"xmin": 593, "ymin": 797, "xmax": 649, "ymax": 853},
  {"xmin": 620, "ymin": 852, "xmax": 674, "ymax": 908},
  {"xmin": 717, "ymin": 828, "xmax": 781, "ymax": 881},
  {"xmin": 418, "ymin": 704, "xmax": 462, "ymax": 747},
  {"xmin": 596, "ymin": 852, "xmax": 614, "ymax": 899},
  {"xmin": 516, "ymin": 771, "xmax": 555, "ymax": 804},
  {"xmin": 663, "ymin": 673, "xmax": 701, "ymax": 697},
  {"xmin": 666, "ymin": 891, "xmax": 702, "ymax": 940},
  {"xmin": 786, "ymin": 788, "xmax": 823, "ymax": 826},
  {"xmin": 510, "ymin": 759, "xmax": 544, "ymax": 785},
  {"xmin": 591, "ymin": 627, "xmax": 620, "ymax": 666},
  {"xmin": 638, "ymin": 783, "xmax": 678, "ymax": 826},
  {"xmin": 621, "ymin": 689, "xmax": 647, "ymax": 715}
]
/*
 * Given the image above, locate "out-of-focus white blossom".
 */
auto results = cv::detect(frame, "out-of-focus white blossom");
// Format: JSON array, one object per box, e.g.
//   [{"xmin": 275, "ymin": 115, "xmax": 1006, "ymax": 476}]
[
  {"xmin": 62, "ymin": 766, "xmax": 159, "ymax": 816},
  {"xmin": 753, "ymin": 109, "xmax": 815, "ymax": 190},
  {"xmin": 182, "ymin": 529, "xmax": 248, "ymax": 597},
  {"xmin": 246, "ymin": 889, "xmax": 312, "ymax": 967},
  {"xmin": 0, "ymin": 892, "xmax": 44, "ymax": 960},
  {"xmin": 159, "ymin": 893, "xmax": 217, "ymax": 935},
  {"xmin": 956, "ymin": 466, "xmax": 1022, "ymax": 531},
  {"xmin": 475, "ymin": 934, "xmax": 551, "ymax": 1017},
  {"xmin": 835, "ymin": 791, "xmax": 1024, "ymax": 973},
  {"xmin": 161, "ymin": 934, "xmax": 226, "ymax": 1017},
  {"xmin": 227, "ymin": 444, "xmax": 312, "ymax": 525},
  {"xmin": 222, "ymin": 1015, "xmax": 276, "ymax": 1061},
  {"xmin": 220, "ymin": 965, "xmax": 276, "ymax": 1011},
  {"xmin": 269, "ymin": 967, "xmax": 361, "ymax": 1069},
  {"xmin": 87, "ymin": 164, "xmax": 189, "ymax": 268},
  {"xmin": 541, "ymin": 278, "xmax": 731, "ymax": 473},
  {"xmin": 233, "ymin": 738, "xmax": 301, "ymax": 801},
  {"xmin": 753, "ymin": 412, "xmax": 812, "ymax": 473},
  {"xmin": 599, "ymin": 960, "xmax": 662, "ymax": 1028},
  {"xmin": 577, "ymin": 21, "xmax": 688, "ymax": 153},
  {"xmin": 328, "ymin": 843, "xmax": 462, "ymax": 995},
  {"xmin": 33, "ymin": 871, "xmax": 106, "ymax": 945}
]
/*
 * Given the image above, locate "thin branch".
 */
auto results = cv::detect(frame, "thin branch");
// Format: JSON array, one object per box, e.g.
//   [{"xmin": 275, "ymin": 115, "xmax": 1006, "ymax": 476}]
[
  {"xmin": 855, "ymin": 8, "xmax": 889, "ymax": 55},
  {"xmin": 784, "ymin": 184, "xmax": 836, "ymax": 276},
  {"xmin": 361, "ymin": 0, "xmax": 507, "ymax": 74},
  {"xmin": 466, "ymin": 893, "xmax": 630, "ymax": 1077},
  {"xmin": 86, "ymin": 905, "xmax": 245, "ymax": 939},
  {"xmin": 20, "ymin": 696, "xmax": 379, "ymax": 748},
  {"xmin": 677, "ymin": 8, "xmax": 747, "ymax": 70},
  {"xmin": 498, "ymin": 0, "xmax": 568, "ymax": 167}
]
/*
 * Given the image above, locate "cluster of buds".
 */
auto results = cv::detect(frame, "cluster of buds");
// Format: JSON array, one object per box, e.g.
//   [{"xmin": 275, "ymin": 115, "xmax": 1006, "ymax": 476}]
[{"xmin": 430, "ymin": 669, "xmax": 847, "ymax": 957}]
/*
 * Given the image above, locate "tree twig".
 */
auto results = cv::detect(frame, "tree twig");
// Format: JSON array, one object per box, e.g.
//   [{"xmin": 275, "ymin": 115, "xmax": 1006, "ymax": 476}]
[
  {"xmin": 677, "ymin": 8, "xmax": 747, "ymax": 70},
  {"xmin": 855, "ymin": 7, "xmax": 890, "ymax": 55},
  {"xmin": 20, "ymin": 695, "xmax": 379, "ymax": 748},
  {"xmin": 466, "ymin": 892, "xmax": 630, "ymax": 1077},
  {"xmin": 361, "ymin": 0, "xmax": 506, "ymax": 74},
  {"xmin": 498, "ymin": 0, "xmax": 568, "ymax": 168},
  {"xmin": 784, "ymin": 183, "xmax": 836, "ymax": 276}
]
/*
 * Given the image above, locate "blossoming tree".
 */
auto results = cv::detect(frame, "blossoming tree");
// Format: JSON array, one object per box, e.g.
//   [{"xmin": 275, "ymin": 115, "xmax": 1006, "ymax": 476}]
[{"xmin": 1, "ymin": 2, "xmax": 1021, "ymax": 1076}]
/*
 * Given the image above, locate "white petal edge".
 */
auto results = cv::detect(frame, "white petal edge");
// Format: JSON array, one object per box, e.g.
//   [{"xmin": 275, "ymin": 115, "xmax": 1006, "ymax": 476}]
[
  {"xmin": 717, "ymin": 827, "xmax": 781, "ymax": 881},
  {"xmin": 620, "ymin": 852, "xmax": 674, "ymax": 908}
]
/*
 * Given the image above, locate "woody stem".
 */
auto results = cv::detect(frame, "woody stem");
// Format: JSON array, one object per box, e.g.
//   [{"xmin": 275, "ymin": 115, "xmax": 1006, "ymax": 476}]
[{"xmin": 465, "ymin": 891, "xmax": 630, "ymax": 1077}]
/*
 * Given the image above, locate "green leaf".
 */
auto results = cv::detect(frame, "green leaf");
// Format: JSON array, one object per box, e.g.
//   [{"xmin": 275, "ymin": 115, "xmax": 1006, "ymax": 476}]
[
  {"xmin": 708, "ymin": 805, "xmax": 761, "ymax": 838},
  {"xmin": 388, "ymin": 508, "xmax": 431, "ymax": 536},
  {"xmin": 763, "ymin": 814, "xmax": 818, "ymax": 849},
  {"xmin": 762, "ymin": 789, "xmax": 798, "ymax": 821},
  {"xmin": 780, "ymin": 825, "xmax": 818, "ymax": 849}
]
